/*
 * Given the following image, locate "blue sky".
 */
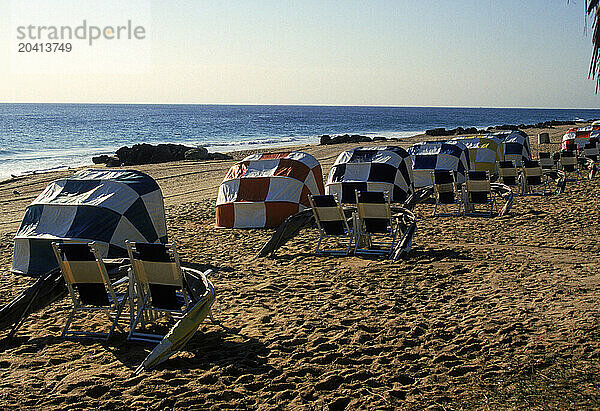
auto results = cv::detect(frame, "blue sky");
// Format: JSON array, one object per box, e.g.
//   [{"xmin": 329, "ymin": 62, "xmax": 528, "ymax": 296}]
[{"xmin": 1, "ymin": 0, "xmax": 598, "ymax": 107}]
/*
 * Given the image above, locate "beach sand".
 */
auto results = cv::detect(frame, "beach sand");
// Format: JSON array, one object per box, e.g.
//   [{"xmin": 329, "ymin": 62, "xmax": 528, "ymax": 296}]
[{"xmin": 1, "ymin": 123, "xmax": 599, "ymax": 409}]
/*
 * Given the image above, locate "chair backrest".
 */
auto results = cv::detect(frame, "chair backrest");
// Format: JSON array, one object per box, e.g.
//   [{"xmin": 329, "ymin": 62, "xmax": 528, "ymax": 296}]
[
  {"xmin": 560, "ymin": 150, "xmax": 577, "ymax": 170},
  {"xmin": 538, "ymin": 152, "xmax": 554, "ymax": 169},
  {"xmin": 466, "ymin": 171, "xmax": 491, "ymax": 204},
  {"xmin": 523, "ymin": 160, "xmax": 543, "ymax": 185},
  {"xmin": 355, "ymin": 191, "xmax": 391, "ymax": 234},
  {"xmin": 432, "ymin": 170, "xmax": 456, "ymax": 204},
  {"xmin": 126, "ymin": 242, "xmax": 186, "ymax": 310},
  {"xmin": 52, "ymin": 242, "xmax": 111, "ymax": 306},
  {"xmin": 308, "ymin": 194, "xmax": 349, "ymax": 236},
  {"xmin": 498, "ymin": 161, "xmax": 517, "ymax": 186},
  {"xmin": 584, "ymin": 142, "xmax": 599, "ymax": 159}
]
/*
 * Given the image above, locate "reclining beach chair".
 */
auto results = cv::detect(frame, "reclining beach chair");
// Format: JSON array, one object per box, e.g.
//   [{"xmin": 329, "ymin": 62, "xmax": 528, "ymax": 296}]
[
  {"xmin": 464, "ymin": 171, "xmax": 494, "ymax": 217},
  {"xmin": 583, "ymin": 142, "xmax": 599, "ymax": 163},
  {"xmin": 353, "ymin": 190, "xmax": 397, "ymax": 257},
  {"xmin": 51, "ymin": 242, "xmax": 129, "ymax": 341},
  {"xmin": 498, "ymin": 160, "xmax": 519, "ymax": 191},
  {"xmin": 559, "ymin": 150, "xmax": 579, "ymax": 181},
  {"xmin": 308, "ymin": 194, "xmax": 353, "ymax": 255},
  {"xmin": 538, "ymin": 152, "xmax": 555, "ymax": 171},
  {"xmin": 583, "ymin": 141, "xmax": 599, "ymax": 179},
  {"xmin": 521, "ymin": 160, "xmax": 547, "ymax": 196},
  {"xmin": 126, "ymin": 241, "xmax": 193, "ymax": 343},
  {"xmin": 432, "ymin": 170, "xmax": 462, "ymax": 216}
]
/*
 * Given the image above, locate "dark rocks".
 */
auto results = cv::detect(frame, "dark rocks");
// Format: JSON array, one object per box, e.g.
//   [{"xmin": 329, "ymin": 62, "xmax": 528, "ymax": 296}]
[
  {"xmin": 92, "ymin": 155, "xmax": 121, "ymax": 167},
  {"xmin": 425, "ymin": 127, "xmax": 481, "ymax": 137},
  {"xmin": 372, "ymin": 136, "xmax": 387, "ymax": 142},
  {"xmin": 116, "ymin": 143, "xmax": 192, "ymax": 165},
  {"xmin": 92, "ymin": 155, "xmax": 110, "ymax": 164},
  {"xmin": 92, "ymin": 144, "xmax": 232, "ymax": 166},
  {"xmin": 319, "ymin": 134, "xmax": 373, "ymax": 145},
  {"xmin": 184, "ymin": 146, "xmax": 209, "ymax": 160},
  {"xmin": 105, "ymin": 156, "xmax": 122, "ymax": 167}
]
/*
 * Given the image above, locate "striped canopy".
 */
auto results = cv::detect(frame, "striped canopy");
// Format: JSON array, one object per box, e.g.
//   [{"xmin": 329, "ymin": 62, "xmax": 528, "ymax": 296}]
[
  {"xmin": 453, "ymin": 135, "xmax": 504, "ymax": 174},
  {"xmin": 562, "ymin": 126, "xmax": 600, "ymax": 150},
  {"xmin": 408, "ymin": 140, "xmax": 470, "ymax": 188},
  {"xmin": 12, "ymin": 169, "xmax": 167, "ymax": 277},
  {"xmin": 487, "ymin": 131, "xmax": 531, "ymax": 167},
  {"xmin": 216, "ymin": 151, "xmax": 324, "ymax": 228},
  {"xmin": 325, "ymin": 146, "xmax": 413, "ymax": 204}
]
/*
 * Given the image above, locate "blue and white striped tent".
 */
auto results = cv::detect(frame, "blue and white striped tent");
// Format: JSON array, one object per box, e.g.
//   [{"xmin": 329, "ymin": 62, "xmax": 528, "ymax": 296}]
[
  {"xmin": 12, "ymin": 169, "xmax": 168, "ymax": 277},
  {"xmin": 487, "ymin": 131, "xmax": 531, "ymax": 167},
  {"xmin": 408, "ymin": 140, "xmax": 471, "ymax": 188},
  {"xmin": 326, "ymin": 146, "xmax": 413, "ymax": 203}
]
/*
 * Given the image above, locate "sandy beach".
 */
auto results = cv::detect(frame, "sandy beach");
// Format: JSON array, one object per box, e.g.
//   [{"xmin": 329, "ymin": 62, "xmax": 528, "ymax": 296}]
[{"xmin": 1, "ymin": 123, "xmax": 600, "ymax": 409}]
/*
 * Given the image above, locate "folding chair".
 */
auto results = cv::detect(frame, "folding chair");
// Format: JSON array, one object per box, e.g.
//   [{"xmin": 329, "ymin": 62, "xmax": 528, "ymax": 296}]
[
  {"xmin": 432, "ymin": 170, "xmax": 462, "ymax": 216},
  {"xmin": 521, "ymin": 160, "xmax": 547, "ymax": 196},
  {"xmin": 308, "ymin": 194, "xmax": 353, "ymax": 255},
  {"xmin": 498, "ymin": 160, "xmax": 519, "ymax": 191},
  {"xmin": 583, "ymin": 142, "xmax": 599, "ymax": 163},
  {"xmin": 353, "ymin": 190, "xmax": 397, "ymax": 257},
  {"xmin": 464, "ymin": 171, "xmax": 494, "ymax": 217},
  {"xmin": 538, "ymin": 152, "xmax": 555, "ymax": 170},
  {"xmin": 583, "ymin": 142, "xmax": 599, "ymax": 179},
  {"xmin": 559, "ymin": 150, "xmax": 579, "ymax": 181},
  {"xmin": 51, "ymin": 242, "xmax": 129, "ymax": 341},
  {"xmin": 126, "ymin": 241, "xmax": 194, "ymax": 343}
]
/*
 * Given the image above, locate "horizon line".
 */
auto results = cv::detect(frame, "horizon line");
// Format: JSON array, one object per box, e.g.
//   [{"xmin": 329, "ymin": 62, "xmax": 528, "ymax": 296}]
[{"xmin": 1, "ymin": 102, "xmax": 600, "ymax": 110}]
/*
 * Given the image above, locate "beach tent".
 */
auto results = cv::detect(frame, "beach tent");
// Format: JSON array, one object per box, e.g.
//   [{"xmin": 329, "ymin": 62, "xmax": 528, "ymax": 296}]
[
  {"xmin": 487, "ymin": 131, "xmax": 532, "ymax": 167},
  {"xmin": 12, "ymin": 169, "xmax": 168, "ymax": 277},
  {"xmin": 216, "ymin": 151, "xmax": 324, "ymax": 228},
  {"xmin": 561, "ymin": 126, "xmax": 600, "ymax": 150},
  {"xmin": 453, "ymin": 135, "xmax": 504, "ymax": 174},
  {"xmin": 592, "ymin": 120, "xmax": 600, "ymax": 126},
  {"xmin": 407, "ymin": 140, "xmax": 470, "ymax": 188},
  {"xmin": 325, "ymin": 146, "xmax": 413, "ymax": 203}
]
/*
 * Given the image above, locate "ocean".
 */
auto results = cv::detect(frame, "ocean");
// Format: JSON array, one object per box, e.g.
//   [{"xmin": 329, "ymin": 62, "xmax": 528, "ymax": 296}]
[{"xmin": 1, "ymin": 103, "xmax": 600, "ymax": 180}]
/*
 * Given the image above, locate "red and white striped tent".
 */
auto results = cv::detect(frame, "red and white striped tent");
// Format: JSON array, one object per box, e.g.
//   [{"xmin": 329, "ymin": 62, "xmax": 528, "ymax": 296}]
[
  {"xmin": 216, "ymin": 151, "xmax": 324, "ymax": 228},
  {"xmin": 562, "ymin": 126, "xmax": 600, "ymax": 150}
]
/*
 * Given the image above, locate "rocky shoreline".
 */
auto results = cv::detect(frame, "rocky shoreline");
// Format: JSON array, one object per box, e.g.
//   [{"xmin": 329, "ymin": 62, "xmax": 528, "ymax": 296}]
[{"xmin": 92, "ymin": 143, "xmax": 233, "ymax": 167}]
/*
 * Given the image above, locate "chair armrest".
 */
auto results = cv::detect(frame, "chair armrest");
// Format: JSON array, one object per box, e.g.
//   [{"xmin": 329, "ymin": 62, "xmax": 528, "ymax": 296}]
[{"xmin": 111, "ymin": 275, "xmax": 129, "ymax": 287}]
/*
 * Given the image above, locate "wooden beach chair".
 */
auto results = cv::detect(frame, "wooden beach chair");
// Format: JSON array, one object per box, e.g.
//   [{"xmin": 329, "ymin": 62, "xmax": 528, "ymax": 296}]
[
  {"xmin": 559, "ymin": 150, "xmax": 579, "ymax": 181},
  {"xmin": 308, "ymin": 194, "xmax": 353, "ymax": 255},
  {"xmin": 521, "ymin": 160, "xmax": 547, "ymax": 196},
  {"xmin": 432, "ymin": 170, "xmax": 462, "ymax": 216},
  {"xmin": 353, "ymin": 190, "xmax": 397, "ymax": 257},
  {"xmin": 126, "ymin": 241, "xmax": 192, "ymax": 343},
  {"xmin": 538, "ymin": 152, "xmax": 555, "ymax": 170},
  {"xmin": 51, "ymin": 242, "xmax": 129, "ymax": 341},
  {"xmin": 464, "ymin": 171, "xmax": 494, "ymax": 216},
  {"xmin": 498, "ymin": 160, "xmax": 519, "ymax": 191}
]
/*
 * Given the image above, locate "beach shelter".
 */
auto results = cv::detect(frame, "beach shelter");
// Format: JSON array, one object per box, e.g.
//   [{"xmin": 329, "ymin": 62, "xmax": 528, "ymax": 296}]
[
  {"xmin": 12, "ymin": 169, "xmax": 167, "ymax": 277},
  {"xmin": 561, "ymin": 126, "xmax": 600, "ymax": 150},
  {"xmin": 215, "ymin": 151, "xmax": 324, "ymax": 228},
  {"xmin": 592, "ymin": 120, "xmax": 600, "ymax": 126},
  {"xmin": 325, "ymin": 146, "xmax": 413, "ymax": 203},
  {"xmin": 453, "ymin": 135, "xmax": 504, "ymax": 174},
  {"xmin": 487, "ymin": 131, "xmax": 532, "ymax": 167},
  {"xmin": 407, "ymin": 140, "xmax": 470, "ymax": 189}
]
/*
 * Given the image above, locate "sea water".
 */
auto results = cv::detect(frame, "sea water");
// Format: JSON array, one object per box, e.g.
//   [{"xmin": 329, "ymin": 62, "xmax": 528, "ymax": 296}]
[{"xmin": 1, "ymin": 103, "xmax": 600, "ymax": 180}]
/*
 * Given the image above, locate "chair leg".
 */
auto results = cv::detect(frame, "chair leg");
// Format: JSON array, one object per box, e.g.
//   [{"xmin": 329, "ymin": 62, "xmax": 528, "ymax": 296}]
[
  {"xmin": 106, "ymin": 297, "xmax": 128, "ymax": 342},
  {"xmin": 61, "ymin": 304, "xmax": 79, "ymax": 337}
]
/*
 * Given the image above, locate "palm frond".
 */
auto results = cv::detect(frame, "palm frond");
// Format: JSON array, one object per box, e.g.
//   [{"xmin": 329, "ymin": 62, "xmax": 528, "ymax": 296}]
[{"xmin": 587, "ymin": 0, "xmax": 600, "ymax": 91}]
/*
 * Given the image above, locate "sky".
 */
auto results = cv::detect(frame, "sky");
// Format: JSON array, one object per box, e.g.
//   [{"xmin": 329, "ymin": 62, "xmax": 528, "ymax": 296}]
[{"xmin": 0, "ymin": 0, "xmax": 599, "ymax": 108}]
